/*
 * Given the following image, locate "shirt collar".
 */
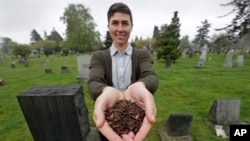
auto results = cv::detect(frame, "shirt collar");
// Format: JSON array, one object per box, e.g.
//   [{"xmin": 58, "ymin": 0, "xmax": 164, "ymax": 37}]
[{"xmin": 110, "ymin": 43, "xmax": 133, "ymax": 56}]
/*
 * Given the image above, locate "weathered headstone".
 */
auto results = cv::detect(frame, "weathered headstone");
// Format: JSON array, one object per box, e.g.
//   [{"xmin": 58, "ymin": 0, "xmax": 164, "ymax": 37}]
[
  {"xmin": 223, "ymin": 49, "xmax": 234, "ymax": 67},
  {"xmin": 196, "ymin": 45, "xmax": 208, "ymax": 68},
  {"xmin": 24, "ymin": 58, "xmax": 29, "ymax": 67},
  {"xmin": 235, "ymin": 55, "xmax": 244, "ymax": 67},
  {"xmin": 0, "ymin": 58, "xmax": 3, "ymax": 65},
  {"xmin": 207, "ymin": 99, "xmax": 240, "ymax": 125},
  {"xmin": 45, "ymin": 68, "xmax": 53, "ymax": 74},
  {"xmin": 61, "ymin": 66, "xmax": 70, "ymax": 73},
  {"xmin": 165, "ymin": 57, "xmax": 171, "ymax": 69},
  {"xmin": 11, "ymin": 60, "xmax": 16, "ymax": 68},
  {"xmin": 77, "ymin": 55, "xmax": 91, "ymax": 82},
  {"xmin": 205, "ymin": 99, "xmax": 246, "ymax": 138},
  {"xmin": 0, "ymin": 79, "xmax": 4, "ymax": 85},
  {"xmin": 17, "ymin": 85, "xmax": 91, "ymax": 141},
  {"xmin": 182, "ymin": 48, "xmax": 188, "ymax": 58},
  {"xmin": 200, "ymin": 44, "xmax": 208, "ymax": 61},
  {"xmin": 160, "ymin": 113, "xmax": 193, "ymax": 141}
]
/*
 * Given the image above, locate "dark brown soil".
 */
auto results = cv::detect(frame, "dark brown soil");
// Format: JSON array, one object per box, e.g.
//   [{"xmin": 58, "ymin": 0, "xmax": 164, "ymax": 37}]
[{"xmin": 104, "ymin": 100, "xmax": 145, "ymax": 136}]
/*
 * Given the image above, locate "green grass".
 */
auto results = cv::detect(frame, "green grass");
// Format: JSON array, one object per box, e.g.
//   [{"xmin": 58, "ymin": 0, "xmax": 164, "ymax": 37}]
[{"xmin": 0, "ymin": 52, "xmax": 249, "ymax": 141}]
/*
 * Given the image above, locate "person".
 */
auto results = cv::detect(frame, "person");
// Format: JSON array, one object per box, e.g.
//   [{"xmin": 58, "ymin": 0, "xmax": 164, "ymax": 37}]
[{"xmin": 87, "ymin": 2, "xmax": 159, "ymax": 141}]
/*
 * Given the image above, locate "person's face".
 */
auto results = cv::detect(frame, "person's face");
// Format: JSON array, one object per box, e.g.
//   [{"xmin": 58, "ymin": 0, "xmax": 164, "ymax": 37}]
[{"xmin": 108, "ymin": 12, "xmax": 133, "ymax": 47}]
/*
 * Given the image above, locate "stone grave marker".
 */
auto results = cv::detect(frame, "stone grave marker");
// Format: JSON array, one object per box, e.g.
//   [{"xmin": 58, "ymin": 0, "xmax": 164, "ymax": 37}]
[
  {"xmin": 160, "ymin": 113, "xmax": 193, "ymax": 141},
  {"xmin": 24, "ymin": 58, "xmax": 29, "ymax": 67},
  {"xmin": 0, "ymin": 58, "xmax": 3, "ymax": 65},
  {"xmin": 77, "ymin": 55, "xmax": 91, "ymax": 82},
  {"xmin": 207, "ymin": 99, "xmax": 240, "ymax": 125},
  {"xmin": 45, "ymin": 68, "xmax": 53, "ymax": 74},
  {"xmin": 196, "ymin": 44, "xmax": 208, "ymax": 68},
  {"xmin": 11, "ymin": 60, "xmax": 16, "ymax": 68},
  {"xmin": 182, "ymin": 48, "xmax": 188, "ymax": 58},
  {"xmin": 17, "ymin": 85, "xmax": 101, "ymax": 141},
  {"xmin": 61, "ymin": 66, "xmax": 70, "ymax": 73},
  {"xmin": 205, "ymin": 98, "xmax": 246, "ymax": 138},
  {"xmin": 223, "ymin": 49, "xmax": 234, "ymax": 67},
  {"xmin": 235, "ymin": 55, "xmax": 244, "ymax": 67}
]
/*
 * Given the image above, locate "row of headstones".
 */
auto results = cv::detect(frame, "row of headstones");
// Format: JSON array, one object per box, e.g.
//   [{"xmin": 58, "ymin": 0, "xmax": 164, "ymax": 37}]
[
  {"xmin": 10, "ymin": 58, "xmax": 30, "ymax": 68},
  {"xmin": 17, "ymin": 85, "xmax": 244, "ymax": 141},
  {"xmin": 196, "ymin": 45, "xmax": 245, "ymax": 68},
  {"xmin": 44, "ymin": 66, "xmax": 70, "ymax": 74}
]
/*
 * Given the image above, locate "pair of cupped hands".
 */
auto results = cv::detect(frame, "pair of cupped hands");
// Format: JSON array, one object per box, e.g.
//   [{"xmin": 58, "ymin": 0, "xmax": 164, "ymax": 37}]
[{"xmin": 93, "ymin": 82, "xmax": 157, "ymax": 141}]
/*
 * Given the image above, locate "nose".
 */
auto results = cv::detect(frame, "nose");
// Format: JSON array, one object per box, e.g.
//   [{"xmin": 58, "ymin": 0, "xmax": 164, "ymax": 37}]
[{"xmin": 117, "ymin": 23, "xmax": 124, "ymax": 32}]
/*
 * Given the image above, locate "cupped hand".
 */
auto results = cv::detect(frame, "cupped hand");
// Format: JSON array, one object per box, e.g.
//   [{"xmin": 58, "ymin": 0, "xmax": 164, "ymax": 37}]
[
  {"xmin": 123, "ymin": 82, "xmax": 157, "ymax": 141},
  {"xmin": 93, "ymin": 86, "xmax": 129, "ymax": 141}
]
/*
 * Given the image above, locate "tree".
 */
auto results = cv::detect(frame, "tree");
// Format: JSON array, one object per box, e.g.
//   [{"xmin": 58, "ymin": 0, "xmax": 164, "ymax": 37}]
[
  {"xmin": 33, "ymin": 40, "xmax": 57, "ymax": 56},
  {"xmin": 211, "ymin": 33, "xmax": 232, "ymax": 54},
  {"xmin": 104, "ymin": 31, "xmax": 112, "ymax": 49},
  {"xmin": 47, "ymin": 28, "xmax": 63, "ymax": 43},
  {"xmin": 60, "ymin": 3, "xmax": 96, "ymax": 53},
  {"xmin": 152, "ymin": 25, "xmax": 159, "ymax": 39},
  {"xmin": 46, "ymin": 28, "xmax": 63, "ymax": 53},
  {"xmin": 193, "ymin": 19, "xmax": 211, "ymax": 52},
  {"xmin": 179, "ymin": 35, "xmax": 191, "ymax": 50},
  {"xmin": 217, "ymin": 0, "xmax": 250, "ymax": 38},
  {"xmin": 1, "ymin": 37, "xmax": 16, "ymax": 59},
  {"xmin": 157, "ymin": 11, "xmax": 181, "ymax": 66},
  {"xmin": 11, "ymin": 44, "xmax": 32, "ymax": 58},
  {"xmin": 30, "ymin": 29, "xmax": 43, "ymax": 44}
]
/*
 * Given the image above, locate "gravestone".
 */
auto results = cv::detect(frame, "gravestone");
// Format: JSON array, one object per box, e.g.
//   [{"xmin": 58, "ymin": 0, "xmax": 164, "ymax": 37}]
[
  {"xmin": 160, "ymin": 113, "xmax": 193, "ymax": 141},
  {"xmin": 0, "ymin": 79, "xmax": 4, "ymax": 85},
  {"xmin": 0, "ymin": 58, "xmax": 3, "ymax": 65},
  {"xmin": 207, "ymin": 99, "xmax": 240, "ymax": 125},
  {"xmin": 235, "ymin": 55, "xmax": 244, "ymax": 67},
  {"xmin": 165, "ymin": 57, "xmax": 171, "ymax": 69},
  {"xmin": 77, "ymin": 55, "xmax": 91, "ymax": 82},
  {"xmin": 24, "ymin": 58, "xmax": 29, "ymax": 67},
  {"xmin": 182, "ymin": 48, "xmax": 188, "ymax": 58},
  {"xmin": 11, "ymin": 60, "xmax": 16, "ymax": 68},
  {"xmin": 196, "ymin": 45, "xmax": 208, "ymax": 68},
  {"xmin": 205, "ymin": 99, "xmax": 245, "ymax": 138},
  {"xmin": 17, "ymin": 85, "xmax": 93, "ymax": 141},
  {"xmin": 223, "ymin": 49, "xmax": 234, "ymax": 67},
  {"xmin": 61, "ymin": 66, "xmax": 70, "ymax": 73},
  {"xmin": 45, "ymin": 68, "xmax": 53, "ymax": 74}
]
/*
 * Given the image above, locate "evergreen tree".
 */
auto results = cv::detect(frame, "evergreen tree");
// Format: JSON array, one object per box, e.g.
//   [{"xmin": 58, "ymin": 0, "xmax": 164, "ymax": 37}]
[
  {"xmin": 157, "ymin": 11, "xmax": 181, "ymax": 66},
  {"xmin": 179, "ymin": 35, "xmax": 191, "ymax": 50},
  {"xmin": 47, "ymin": 28, "xmax": 63, "ymax": 43},
  {"xmin": 193, "ymin": 19, "xmax": 211, "ymax": 52},
  {"xmin": 152, "ymin": 25, "xmax": 159, "ymax": 38},
  {"xmin": 30, "ymin": 29, "xmax": 43, "ymax": 44},
  {"xmin": 104, "ymin": 31, "xmax": 112, "ymax": 49},
  {"xmin": 217, "ymin": 0, "xmax": 250, "ymax": 38}
]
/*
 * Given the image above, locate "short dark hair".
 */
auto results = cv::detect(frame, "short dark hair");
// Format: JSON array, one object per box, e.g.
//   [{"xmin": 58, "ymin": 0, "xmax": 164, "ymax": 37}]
[{"xmin": 107, "ymin": 2, "xmax": 133, "ymax": 25}]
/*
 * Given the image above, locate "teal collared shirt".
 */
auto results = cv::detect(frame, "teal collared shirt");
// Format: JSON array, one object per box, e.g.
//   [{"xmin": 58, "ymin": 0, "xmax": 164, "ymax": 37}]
[{"xmin": 110, "ymin": 44, "xmax": 132, "ymax": 92}]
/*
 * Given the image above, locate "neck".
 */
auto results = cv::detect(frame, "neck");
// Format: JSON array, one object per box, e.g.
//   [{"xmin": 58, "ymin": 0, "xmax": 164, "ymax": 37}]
[{"xmin": 114, "ymin": 42, "xmax": 128, "ymax": 52}]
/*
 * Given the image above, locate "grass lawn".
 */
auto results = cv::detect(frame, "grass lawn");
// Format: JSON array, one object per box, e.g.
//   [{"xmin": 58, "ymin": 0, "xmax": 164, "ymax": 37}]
[{"xmin": 0, "ymin": 51, "xmax": 249, "ymax": 141}]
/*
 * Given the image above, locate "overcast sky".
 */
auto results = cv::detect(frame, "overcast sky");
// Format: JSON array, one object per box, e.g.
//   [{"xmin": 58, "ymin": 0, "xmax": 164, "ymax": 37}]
[{"xmin": 0, "ymin": 0, "xmax": 235, "ymax": 44}]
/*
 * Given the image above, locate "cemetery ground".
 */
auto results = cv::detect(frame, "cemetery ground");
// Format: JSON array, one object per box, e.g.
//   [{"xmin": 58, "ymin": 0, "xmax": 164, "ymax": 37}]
[{"xmin": 0, "ymin": 52, "xmax": 250, "ymax": 141}]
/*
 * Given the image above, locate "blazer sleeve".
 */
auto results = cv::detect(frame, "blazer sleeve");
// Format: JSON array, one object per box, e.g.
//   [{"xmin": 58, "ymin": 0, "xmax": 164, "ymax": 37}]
[
  {"xmin": 132, "ymin": 49, "xmax": 159, "ymax": 94},
  {"xmin": 87, "ymin": 50, "xmax": 110, "ymax": 100}
]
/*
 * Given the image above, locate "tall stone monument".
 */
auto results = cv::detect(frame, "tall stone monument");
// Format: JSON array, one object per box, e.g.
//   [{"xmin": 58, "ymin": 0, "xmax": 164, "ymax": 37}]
[
  {"xmin": 196, "ymin": 44, "xmax": 208, "ymax": 68},
  {"xmin": 223, "ymin": 49, "xmax": 234, "ymax": 67}
]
